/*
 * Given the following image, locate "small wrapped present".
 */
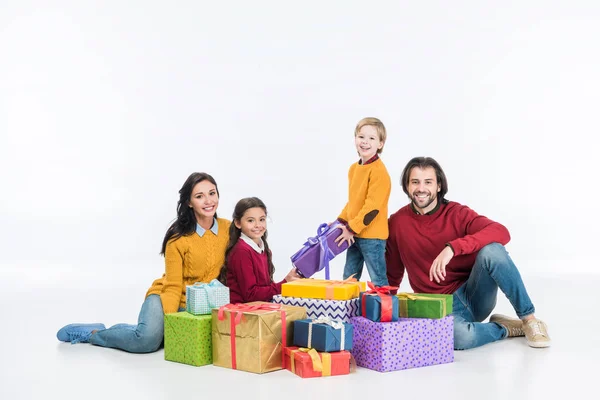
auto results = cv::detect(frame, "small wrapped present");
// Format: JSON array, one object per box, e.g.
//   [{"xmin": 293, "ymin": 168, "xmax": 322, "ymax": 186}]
[
  {"xmin": 186, "ymin": 279, "xmax": 230, "ymax": 315},
  {"xmin": 272, "ymin": 295, "xmax": 359, "ymax": 323},
  {"xmin": 164, "ymin": 312, "xmax": 212, "ymax": 367},
  {"xmin": 290, "ymin": 223, "xmax": 349, "ymax": 279},
  {"xmin": 350, "ymin": 316, "xmax": 454, "ymax": 372},
  {"xmin": 396, "ymin": 293, "xmax": 453, "ymax": 319},
  {"xmin": 211, "ymin": 302, "xmax": 306, "ymax": 374},
  {"xmin": 281, "ymin": 277, "xmax": 366, "ymax": 301},
  {"xmin": 359, "ymin": 282, "xmax": 399, "ymax": 322},
  {"xmin": 293, "ymin": 316, "xmax": 353, "ymax": 352},
  {"xmin": 284, "ymin": 346, "xmax": 353, "ymax": 378}
]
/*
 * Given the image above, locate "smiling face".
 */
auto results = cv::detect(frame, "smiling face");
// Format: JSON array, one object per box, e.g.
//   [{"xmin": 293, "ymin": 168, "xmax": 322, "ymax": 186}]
[
  {"xmin": 355, "ymin": 125, "xmax": 384, "ymax": 163},
  {"xmin": 407, "ymin": 166, "xmax": 441, "ymax": 214},
  {"xmin": 234, "ymin": 206, "xmax": 267, "ymax": 245},
  {"xmin": 189, "ymin": 180, "xmax": 219, "ymax": 222}
]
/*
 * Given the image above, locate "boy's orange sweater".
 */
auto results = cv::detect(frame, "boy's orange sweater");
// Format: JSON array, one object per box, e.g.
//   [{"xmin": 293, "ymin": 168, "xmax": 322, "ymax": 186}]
[
  {"xmin": 146, "ymin": 218, "xmax": 230, "ymax": 313},
  {"xmin": 338, "ymin": 157, "xmax": 391, "ymax": 239}
]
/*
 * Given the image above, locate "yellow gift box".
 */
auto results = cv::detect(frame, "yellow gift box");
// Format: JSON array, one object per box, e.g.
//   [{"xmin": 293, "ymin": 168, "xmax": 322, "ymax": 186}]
[
  {"xmin": 211, "ymin": 302, "xmax": 306, "ymax": 374},
  {"xmin": 281, "ymin": 278, "xmax": 366, "ymax": 300}
]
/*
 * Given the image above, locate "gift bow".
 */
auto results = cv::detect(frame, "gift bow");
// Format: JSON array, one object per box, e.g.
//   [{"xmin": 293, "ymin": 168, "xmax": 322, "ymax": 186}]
[
  {"xmin": 324, "ymin": 274, "xmax": 360, "ymax": 300},
  {"xmin": 396, "ymin": 292, "xmax": 448, "ymax": 317},
  {"xmin": 217, "ymin": 303, "xmax": 287, "ymax": 369},
  {"xmin": 308, "ymin": 316, "xmax": 346, "ymax": 350},
  {"xmin": 191, "ymin": 279, "xmax": 225, "ymax": 308},
  {"xmin": 290, "ymin": 347, "xmax": 326, "ymax": 374},
  {"xmin": 291, "ymin": 223, "xmax": 341, "ymax": 279},
  {"xmin": 361, "ymin": 282, "xmax": 399, "ymax": 322}
]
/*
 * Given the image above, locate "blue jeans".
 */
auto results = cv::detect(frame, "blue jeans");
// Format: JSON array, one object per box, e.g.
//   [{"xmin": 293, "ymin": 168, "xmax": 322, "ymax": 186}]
[
  {"xmin": 89, "ymin": 294, "xmax": 172, "ymax": 354},
  {"xmin": 342, "ymin": 238, "xmax": 389, "ymax": 287},
  {"xmin": 452, "ymin": 243, "xmax": 536, "ymax": 350}
]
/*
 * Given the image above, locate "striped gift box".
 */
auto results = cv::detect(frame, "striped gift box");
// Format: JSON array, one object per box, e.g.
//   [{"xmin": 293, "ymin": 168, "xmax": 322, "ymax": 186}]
[{"xmin": 272, "ymin": 295, "xmax": 359, "ymax": 323}]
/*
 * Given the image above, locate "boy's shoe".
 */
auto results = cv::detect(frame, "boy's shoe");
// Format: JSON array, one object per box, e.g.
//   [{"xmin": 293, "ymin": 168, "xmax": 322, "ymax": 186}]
[
  {"xmin": 490, "ymin": 314, "xmax": 525, "ymax": 337},
  {"xmin": 56, "ymin": 323, "xmax": 106, "ymax": 344},
  {"xmin": 523, "ymin": 318, "xmax": 551, "ymax": 348}
]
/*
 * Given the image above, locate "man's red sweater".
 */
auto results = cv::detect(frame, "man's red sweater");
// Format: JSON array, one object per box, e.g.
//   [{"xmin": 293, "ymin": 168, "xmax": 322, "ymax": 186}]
[
  {"xmin": 226, "ymin": 239, "xmax": 286, "ymax": 304},
  {"xmin": 386, "ymin": 201, "xmax": 510, "ymax": 294}
]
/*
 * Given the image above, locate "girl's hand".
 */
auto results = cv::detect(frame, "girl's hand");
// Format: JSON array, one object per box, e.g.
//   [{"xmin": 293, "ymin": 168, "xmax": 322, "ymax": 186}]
[
  {"xmin": 334, "ymin": 224, "xmax": 355, "ymax": 247},
  {"xmin": 285, "ymin": 268, "xmax": 302, "ymax": 282}
]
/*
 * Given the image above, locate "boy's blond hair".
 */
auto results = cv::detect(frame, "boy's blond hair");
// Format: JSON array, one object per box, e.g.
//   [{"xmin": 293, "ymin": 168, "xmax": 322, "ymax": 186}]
[{"xmin": 354, "ymin": 117, "xmax": 387, "ymax": 154}]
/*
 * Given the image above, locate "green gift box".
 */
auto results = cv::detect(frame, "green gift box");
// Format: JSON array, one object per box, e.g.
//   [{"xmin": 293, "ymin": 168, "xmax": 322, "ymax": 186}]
[
  {"xmin": 396, "ymin": 293, "xmax": 453, "ymax": 319},
  {"xmin": 164, "ymin": 312, "xmax": 212, "ymax": 366}
]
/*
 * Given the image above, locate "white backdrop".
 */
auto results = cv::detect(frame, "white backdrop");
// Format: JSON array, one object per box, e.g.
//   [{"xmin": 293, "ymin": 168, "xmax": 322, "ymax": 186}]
[{"xmin": 1, "ymin": 1, "xmax": 598, "ymax": 290}]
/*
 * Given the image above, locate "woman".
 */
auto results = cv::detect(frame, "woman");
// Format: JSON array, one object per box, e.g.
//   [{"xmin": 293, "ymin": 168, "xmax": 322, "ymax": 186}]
[{"xmin": 56, "ymin": 172, "xmax": 230, "ymax": 353}]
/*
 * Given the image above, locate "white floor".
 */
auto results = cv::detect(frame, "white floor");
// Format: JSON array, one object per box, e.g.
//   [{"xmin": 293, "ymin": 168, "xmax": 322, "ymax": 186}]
[{"xmin": 1, "ymin": 266, "xmax": 594, "ymax": 400}]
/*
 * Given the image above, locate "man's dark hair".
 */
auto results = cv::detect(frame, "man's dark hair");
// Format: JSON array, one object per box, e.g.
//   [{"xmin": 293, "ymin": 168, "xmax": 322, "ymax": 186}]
[{"xmin": 400, "ymin": 157, "xmax": 449, "ymax": 203}]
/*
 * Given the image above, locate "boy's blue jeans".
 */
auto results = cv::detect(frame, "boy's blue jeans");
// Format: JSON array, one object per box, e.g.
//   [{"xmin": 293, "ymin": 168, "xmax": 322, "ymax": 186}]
[
  {"xmin": 342, "ymin": 238, "xmax": 389, "ymax": 287},
  {"xmin": 89, "ymin": 294, "xmax": 181, "ymax": 353},
  {"xmin": 452, "ymin": 243, "xmax": 536, "ymax": 350}
]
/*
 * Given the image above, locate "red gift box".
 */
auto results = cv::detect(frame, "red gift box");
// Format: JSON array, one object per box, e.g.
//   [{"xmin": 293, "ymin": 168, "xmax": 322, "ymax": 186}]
[{"xmin": 284, "ymin": 346, "xmax": 352, "ymax": 378}]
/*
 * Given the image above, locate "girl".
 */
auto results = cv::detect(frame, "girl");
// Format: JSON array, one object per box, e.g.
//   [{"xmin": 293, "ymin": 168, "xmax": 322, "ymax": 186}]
[
  {"xmin": 219, "ymin": 197, "xmax": 300, "ymax": 303},
  {"xmin": 56, "ymin": 172, "xmax": 230, "ymax": 353}
]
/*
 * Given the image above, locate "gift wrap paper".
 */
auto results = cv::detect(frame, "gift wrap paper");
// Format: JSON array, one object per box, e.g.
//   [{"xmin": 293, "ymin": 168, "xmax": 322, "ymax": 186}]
[
  {"xmin": 293, "ymin": 318, "xmax": 353, "ymax": 352},
  {"xmin": 284, "ymin": 346, "xmax": 352, "ymax": 378},
  {"xmin": 350, "ymin": 316, "xmax": 454, "ymax": 372},
  {"xmin": 396, "ymin": 293, "xmax": 453, "ymax": 319},
  {"xmin": 164, "ymin": 312, "xmax": 212, "ymax": 367},
  {"xmin": 281, "ymin": 279, "xmax": 366, "ymax": 301},
  {"xmin": 211, "ymin": 302, "xmax": 306, "ymax": 374},
  {"xmin": 272, "ymin": 295, "xmax": 359, "ymax": 323}
]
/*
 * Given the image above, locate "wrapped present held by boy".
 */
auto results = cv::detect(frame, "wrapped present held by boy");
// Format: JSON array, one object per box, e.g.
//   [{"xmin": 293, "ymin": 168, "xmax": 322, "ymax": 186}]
[
  {"xmin": 396, "ymin": 292, "xmax": 453, "ymax": 319},
  {"xmin": 359, "ymin": 282, "xmax": 399, "ymax": 322},
  {"xmin": 212, "ymin": 302, "xmax": 306, "ymax": 374},
  {"xmin": 272, "ymin": 295, "xmax": 359, "ymax": 323},
  {"xmin": 350, "ymin": 315, "xmax": 454, "ymax": 372},
  {"xmin": 293, "ymin": 316, "xmax": 353, "ymax": 352},
  {"xmin": 290, "ymin": 223, "xmax": 349, "ymax": 279},
  {"xmin": 281, "ymin": 277, "xmax": 366, "ymax": 301},
  {"xmin": 186, "ymin": 279, "xmax": 230, "ymax": 315},
  {"xmin": 164, "ymin": 312, "xmax": 212, "ymax": 367},
  {"xmin": 284, "ymin": 346, "xmax": 354, "ymax": 378}
]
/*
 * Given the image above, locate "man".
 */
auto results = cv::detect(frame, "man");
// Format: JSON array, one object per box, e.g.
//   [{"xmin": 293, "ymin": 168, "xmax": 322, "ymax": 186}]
[{"xmin": 385, "ymin": 157, "xmax": 550, "ymax": 349}]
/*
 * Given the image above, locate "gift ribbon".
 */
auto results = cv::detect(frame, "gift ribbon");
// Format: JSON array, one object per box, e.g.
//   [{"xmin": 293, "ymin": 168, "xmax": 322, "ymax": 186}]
[
  {"xmin": 361, "ymin": 282, "xmax": 399, "ymax": 322},
  {"xmin": 324, "ymin": 274, "xmax": 361, "ymax": 300},
  {"xmin": 217, "ymin": 303, "xmax": 287, "ymax": 369},
  {"xmin": 190, "ymin": 279, "xmax": 225, "ymax": 308},
  {"xmin": 307, "ymin": 316, "xmax": 345, "ymax": 350},
  {"xmin": 291, "ymin": 223, "xmax": 342, "ymax": 279},
  {"xmin": 396, "ymin": 292, "xmax": 447, "ymax": 317}
]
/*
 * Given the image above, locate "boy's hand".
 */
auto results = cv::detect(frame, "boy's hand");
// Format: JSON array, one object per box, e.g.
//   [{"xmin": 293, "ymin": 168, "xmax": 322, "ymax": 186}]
[
  {"xmin": 335, "ymin": 224, "xmax": 355, "ymax": 247},
  {"xmin": 285, "ymin": 268, "xmax": 302, "ymax": 282}
]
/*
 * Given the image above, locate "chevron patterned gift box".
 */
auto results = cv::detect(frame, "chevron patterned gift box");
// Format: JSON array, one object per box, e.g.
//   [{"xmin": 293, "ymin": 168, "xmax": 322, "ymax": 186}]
[{"xmin": 272, "ymin": 295, "xmax": 360, "ymax": 323}]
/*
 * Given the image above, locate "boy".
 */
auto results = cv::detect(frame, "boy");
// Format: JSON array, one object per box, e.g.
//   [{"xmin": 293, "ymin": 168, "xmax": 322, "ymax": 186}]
[{"xmin": 335, "ymin": 117, "xmax": 392, "ymax": 287}]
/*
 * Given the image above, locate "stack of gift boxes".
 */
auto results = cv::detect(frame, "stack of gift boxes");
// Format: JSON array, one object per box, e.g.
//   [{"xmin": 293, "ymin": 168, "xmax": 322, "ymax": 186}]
[{"xmin": 161, "ymin": 222, "xmax": 455, "ymax": 376}]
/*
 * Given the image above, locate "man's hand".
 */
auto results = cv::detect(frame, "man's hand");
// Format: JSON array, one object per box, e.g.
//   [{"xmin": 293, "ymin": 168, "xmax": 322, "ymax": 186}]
[
  {"xmin": 334, "ymin": 224, "xmax": 355, "ymax": 247},
  {"xmin": 429, "ymin": 246, "xmax": 454, "ymax": 283}
]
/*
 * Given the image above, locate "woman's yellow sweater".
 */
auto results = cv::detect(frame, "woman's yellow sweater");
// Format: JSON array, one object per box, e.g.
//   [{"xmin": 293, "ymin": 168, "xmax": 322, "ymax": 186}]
[{"xmin": 146, "ymin": 218, "xmax": 230, "ymax": 314}]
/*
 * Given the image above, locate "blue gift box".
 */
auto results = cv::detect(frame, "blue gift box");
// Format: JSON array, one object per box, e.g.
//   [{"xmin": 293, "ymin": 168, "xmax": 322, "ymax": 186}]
[
  {"xmin": 359, "ymin": 292, "xmax": 399, "ymax": 322},
  {"xmin": 293, "ymin": 317, "xmax": 353, "ymax": 352}
]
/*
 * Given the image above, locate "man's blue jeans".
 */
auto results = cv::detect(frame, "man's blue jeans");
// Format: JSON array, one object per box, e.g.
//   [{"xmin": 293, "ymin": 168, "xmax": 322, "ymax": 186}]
[
  {"xmin": 342, "ymin": 238, "xmax": 389, "ymax": 287},
  {"xmin": 89, "ymin": 294, "xmax": 171, "ymax": 353},
  {"xmin": 452, "ymin": 243, "xmax": 536, "ymax": 350}
]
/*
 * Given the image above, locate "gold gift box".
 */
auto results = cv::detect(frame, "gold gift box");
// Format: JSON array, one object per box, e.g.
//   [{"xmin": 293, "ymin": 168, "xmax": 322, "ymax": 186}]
[
  {"xmin": 281, "ymin": 278, "xmax": 366, "ymax": 300},
  {"xmin": 211, "ymin": 302, "xmax": 307, "ymax": 374}
]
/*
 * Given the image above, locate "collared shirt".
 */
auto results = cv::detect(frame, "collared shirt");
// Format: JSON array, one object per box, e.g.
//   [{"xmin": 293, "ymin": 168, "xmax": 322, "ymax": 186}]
[
  {"xmin": 411, "ymin": 200, "xmax": 441, "ymax": 216},
  {"xmin": 195, "ymin": 218, "xmax": 219, "ymax": 238},
  {"xmin": 358, "ymin": 154, "xmax": 379, "ymax": 165},
  {"xmin": 240, "ymin": 232, "xmax": 265, "ymax": 254}
]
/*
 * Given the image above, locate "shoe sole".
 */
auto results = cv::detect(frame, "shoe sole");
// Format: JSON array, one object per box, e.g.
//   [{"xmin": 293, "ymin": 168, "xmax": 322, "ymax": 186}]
[{"xmin": 527, "ymin": 340, "xmax": 551, "ymax": 348}]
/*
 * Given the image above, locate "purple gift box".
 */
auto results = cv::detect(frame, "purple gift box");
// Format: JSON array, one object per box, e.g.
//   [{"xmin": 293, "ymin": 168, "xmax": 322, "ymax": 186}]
[
  {"xmin": 291, "ymin": 223, "xmax": 349, "ymax": 279},
  {"xmin": 350, "ymin": 316, "xmax": 454, "ymax": 372}
]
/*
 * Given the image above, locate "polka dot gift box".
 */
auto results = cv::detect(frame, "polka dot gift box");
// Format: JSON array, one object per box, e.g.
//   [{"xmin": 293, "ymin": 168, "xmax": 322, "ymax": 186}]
[
  {"xmin": 164, "ymin": 312, "xmax": 212, "ymax": 367},
  {"xmin": 350, "ymin": 316, "xmax": 454, "ymax": 372}
]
